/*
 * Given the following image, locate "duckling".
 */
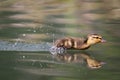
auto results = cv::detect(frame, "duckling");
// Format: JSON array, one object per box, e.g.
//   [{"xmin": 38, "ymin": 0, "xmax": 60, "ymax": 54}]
[{"xmin": 54, "ymin": 34, "xmax": 106, "ymax": 50}]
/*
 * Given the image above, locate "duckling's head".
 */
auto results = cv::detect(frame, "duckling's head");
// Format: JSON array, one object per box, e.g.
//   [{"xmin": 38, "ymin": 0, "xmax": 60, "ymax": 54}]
[{"xmin": 86, "ymin": 34, "xmax": 106, "ymax": 45}]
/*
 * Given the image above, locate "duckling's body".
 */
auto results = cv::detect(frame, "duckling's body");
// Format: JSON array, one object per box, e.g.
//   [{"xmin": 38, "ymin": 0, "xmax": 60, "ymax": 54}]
[{"xmin": 54, "ymin": 34, "xmax": 106, "ymax": 50}]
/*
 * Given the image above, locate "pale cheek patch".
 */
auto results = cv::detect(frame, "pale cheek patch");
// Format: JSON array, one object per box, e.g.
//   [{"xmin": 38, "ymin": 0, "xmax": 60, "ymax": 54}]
[
  {"xmin": 74, "ymin": 41, "xmax": 78, "ymax": 48},
  {"xmin": 68, "ymin": 40, "xmax": 72, "ymax": 46},
  {"xmin": 63, "ymin": 39, "xmax": 72, "ymax": 48},
  {"xmin": 64, "ymin": 41, "xmax": 68, "ymax": 47}
]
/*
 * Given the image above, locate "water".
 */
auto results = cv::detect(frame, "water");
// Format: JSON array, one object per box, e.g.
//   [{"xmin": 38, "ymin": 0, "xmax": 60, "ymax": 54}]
[
  {"xmin": 0, "ymin": 35, "xmax": 119, "ymax": 80},
  {"xmin": 0, "ymin": 45, "xmax": 120, "ymax": 80},
  {"xmin": 0, "ymin": 0, "xmax": 120, "ymax": 80}
]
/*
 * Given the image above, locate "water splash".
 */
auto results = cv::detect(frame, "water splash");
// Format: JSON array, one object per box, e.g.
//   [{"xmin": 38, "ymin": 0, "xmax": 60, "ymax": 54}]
[
  {"xmin": 49, "ymin": 46, "xmax": 66, "ymax": 55},
  {"xmin": 0, "ymin": 40, "xmax": 52, "ymax": 51}
]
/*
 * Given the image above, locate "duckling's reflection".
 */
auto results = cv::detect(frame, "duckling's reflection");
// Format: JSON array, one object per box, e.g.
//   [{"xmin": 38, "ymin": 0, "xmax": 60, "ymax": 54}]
[{"xmin": 53, "ymin": 52, "xmax": 105, "ymax": 69}]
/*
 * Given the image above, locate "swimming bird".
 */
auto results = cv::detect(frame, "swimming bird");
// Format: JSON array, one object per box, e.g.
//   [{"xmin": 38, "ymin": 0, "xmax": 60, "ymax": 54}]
[{"xmin": 54, "ymin": 34, "xmax": 106, "ymax": 50}]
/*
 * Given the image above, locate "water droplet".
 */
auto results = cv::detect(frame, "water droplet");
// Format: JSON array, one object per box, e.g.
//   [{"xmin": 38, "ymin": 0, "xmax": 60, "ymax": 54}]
[
  {"xmin": 12, "ymin": 42, "xmax": 17, "ymax": 47},
  {"xmin": 14, "ymin": 42, "xmax": 17, "ymax": 45},
  {"xmin": 22, "ymin": 56, "xmax": 26, "ymax": 59},
  {"xmin": 33, "ymin": 30, "xmax": 36, "ymax": 32},
  {"xmin": 32, "ymin": 60, "xmax": 35, "ymax": 65},
  {"xmin": 23, "ymin": 34, "xmax": 26, "ymax": 36},
  {"xmin": 39, "ymin": 63, "xmax": 43, "ymax": 68}
]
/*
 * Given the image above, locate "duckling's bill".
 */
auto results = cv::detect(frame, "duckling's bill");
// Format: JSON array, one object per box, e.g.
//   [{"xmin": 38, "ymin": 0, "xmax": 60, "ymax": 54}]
[{"xmin": 101, "ymin": 39, "xmax": 106, "ymax": 43}]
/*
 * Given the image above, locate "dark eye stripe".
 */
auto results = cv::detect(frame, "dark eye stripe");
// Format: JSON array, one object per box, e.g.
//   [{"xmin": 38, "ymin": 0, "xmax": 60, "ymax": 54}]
[{"xmin": 93, "ymin": 37, "xmax": 102, "ymax": 39}]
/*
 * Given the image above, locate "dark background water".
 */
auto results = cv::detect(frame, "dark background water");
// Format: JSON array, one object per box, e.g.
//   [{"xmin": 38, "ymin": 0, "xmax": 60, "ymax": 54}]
[{"xmin": 0, "ymin": 0, "xmax": 120, "ymax": 80}]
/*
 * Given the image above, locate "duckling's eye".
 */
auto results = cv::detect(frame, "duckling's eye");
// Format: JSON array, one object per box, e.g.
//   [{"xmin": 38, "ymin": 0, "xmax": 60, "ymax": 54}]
[
  {"xmin": 96, "ymin": 37, "xmax": 102, "ymax": 39},
  {"xmin": 96, "ymin": 37, "xmax": 100, "ymax": 39},
  {"xmin": 93, "ymin": 37, "xmax": 101, "ymax": 39}
]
